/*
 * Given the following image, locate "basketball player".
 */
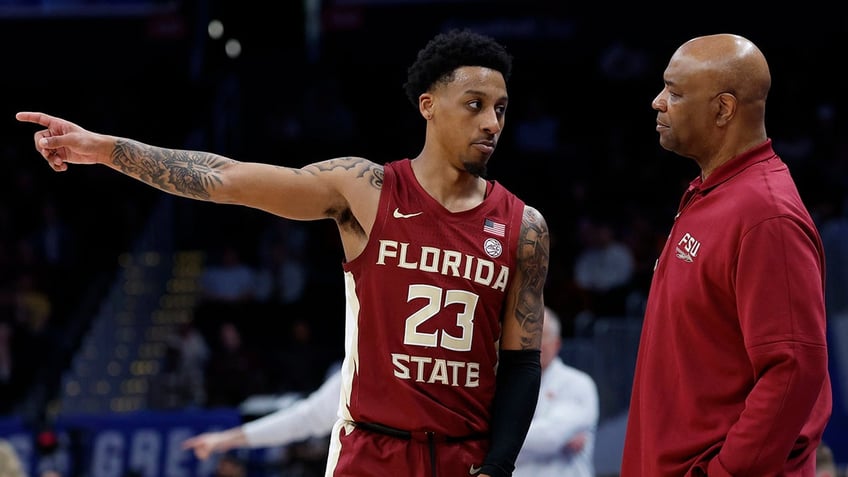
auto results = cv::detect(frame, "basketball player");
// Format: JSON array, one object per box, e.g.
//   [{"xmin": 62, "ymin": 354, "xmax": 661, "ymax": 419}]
[{"xmin": 17, "ymin": 28, "xmax": 549, "ymax": 477}]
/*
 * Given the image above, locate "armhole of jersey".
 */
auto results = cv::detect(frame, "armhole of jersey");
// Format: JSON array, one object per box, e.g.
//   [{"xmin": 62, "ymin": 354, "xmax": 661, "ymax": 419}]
[
  {"xmin": 371, "ymin": 162, "xmax": 395, "ymax": 240},
  {"xmin": 342, "ymin": 162, "xmax": 395, "ymax": 271}
]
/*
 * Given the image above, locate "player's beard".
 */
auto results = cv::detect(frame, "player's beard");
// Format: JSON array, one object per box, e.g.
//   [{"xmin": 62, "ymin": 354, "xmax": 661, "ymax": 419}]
[{"xmin": 463, "ymin": 160, "xmax": 488, "ymax": 178}]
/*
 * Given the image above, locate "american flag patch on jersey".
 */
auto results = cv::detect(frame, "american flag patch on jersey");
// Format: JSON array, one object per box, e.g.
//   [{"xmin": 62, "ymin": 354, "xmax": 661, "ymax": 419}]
[{"xmin": 483, "ymin": 218, "xmax": 506, "ymax": 237}]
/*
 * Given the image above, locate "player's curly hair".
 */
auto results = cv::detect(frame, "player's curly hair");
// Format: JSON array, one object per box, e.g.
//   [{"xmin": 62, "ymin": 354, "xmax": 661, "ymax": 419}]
[{"xmin": 404, "ymin": 29, "xmax": 513, "ymax": 109}]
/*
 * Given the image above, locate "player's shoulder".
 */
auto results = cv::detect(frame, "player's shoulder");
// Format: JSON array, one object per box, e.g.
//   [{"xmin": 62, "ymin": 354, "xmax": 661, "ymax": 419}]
[
  {"xmin": 307, "ymin": 156, "xmax": 380, "ymax": 171},
  {"xmin": 513, "ymin": 204, "xmax": 550, "ymax": 270},
  {"xmin": 306, "ymin": 156, "xmax": 384, "ymax": 185},
  {"xmin": 521, "ymin": 204, "xmax": 546, "ymax": 220},
  {"xmin": 520, "ymin": 204, "xmax": 549, "ymax": 233}
]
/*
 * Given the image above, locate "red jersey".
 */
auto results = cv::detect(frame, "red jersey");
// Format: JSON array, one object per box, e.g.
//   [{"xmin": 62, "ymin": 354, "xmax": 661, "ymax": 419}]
[
  {"xmin": 622, "ymin": 140, "xmax": 832, "ymax": 476},
  {"xmin": 327, "ymin": 159, "xmax": 525, "ymax": 475}
]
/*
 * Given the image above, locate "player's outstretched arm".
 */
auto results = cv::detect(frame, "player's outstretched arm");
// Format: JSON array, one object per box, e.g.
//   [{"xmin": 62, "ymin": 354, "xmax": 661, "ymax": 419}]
[
  {"xmin": 15, "ymin": 111, "xmax": 366, "ymax": 222},
  {"xmin": 17, "ymin": 111, "xmax": 112, "ymax": 171}
]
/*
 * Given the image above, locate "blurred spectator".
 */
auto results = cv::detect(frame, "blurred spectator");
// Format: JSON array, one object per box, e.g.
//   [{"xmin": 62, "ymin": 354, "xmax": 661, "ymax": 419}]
[
  {"xmin": 11, "ymin": 270, "xmax": 58, "ymax": 395},
  {"xmin": 204, "ymin": 321, "xmax": 267, "ymax": 408},
  {"xmin": 148, "ymin": 341, "xmax": 205, "ymax": 410},
  {"xmin": 0, "ymin": 438, "xmax": 25, "ymax": 477},
  {"xmin": 618, "ymin": 210, "xmax": 667, "ymax": 316},
  {"xmin": 0, "ymin": 321, "xmax": 24, "ymax": 415},
  {"xmin": 256, "ymin": 240, "xmax": 308, "ymax": 308},
  {"xmin": 259, "ymin": 219, "xmax": 309, "ymax": 261},
  {"xmin": 13, "ymin": 271, "xmax": 52, "ymax": 340},
  {"xmin": 816, "ymin": 441, "xmax": 838, "ymax": 477},
  {"xmin": 149, "ymin": 318, "xmax": 211, "ymax": 410},
  {"xmin": 199, "ymin": 245, "xmax": 259, "ymax": 304},
  {"xmin": 30, "ymin": 199, "xmax": 77, "ymax": 274},
  {"xmin": 10, "ymin": 237, "xmax": 43, "ymax": 284},
  {"xmin": 169, "ymin": 318, "xmax": 210, "ymax": 390},
  {"xmin": 513, "ymin": 307, "xmax": 599, "ymax": 477},
  {"xmin": 267, "ymin": 317, "xmax": 329, "ymax": 394},
  {"xmin": 256, "ymin": 219, "xmax": 309, "ymax": 309},
  {"xmin": 180, "ymin": 361, "xmax": 342, "ymax": 465},
  {"xmin": 572, "ymin": 214, "xmax": 635, "ymax": 325},
  {"xmin": 29, "ymin": 199, "xmax": 78, "ymax": 311}
]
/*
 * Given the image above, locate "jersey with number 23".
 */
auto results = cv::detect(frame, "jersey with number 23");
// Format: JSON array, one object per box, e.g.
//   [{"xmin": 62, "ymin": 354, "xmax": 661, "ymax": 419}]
[{"xmin": 338, "ymin": 158, "xmax": 525, "ymax": 436}]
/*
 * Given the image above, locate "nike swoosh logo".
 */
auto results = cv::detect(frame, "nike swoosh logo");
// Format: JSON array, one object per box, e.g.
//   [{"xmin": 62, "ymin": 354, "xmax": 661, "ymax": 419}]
[
  {"xmin": 393, "ymin": 208, "xmax": 423, "ymax": 219},
  {"xmin": 469, "ymin": 465, "xmax": 481, "ymax": 475}
]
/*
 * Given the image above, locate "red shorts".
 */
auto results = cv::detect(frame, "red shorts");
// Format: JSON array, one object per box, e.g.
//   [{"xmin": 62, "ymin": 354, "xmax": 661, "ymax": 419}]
[{"xmin": 325, "ymin": 420, "xmax": 490, "ymax": 477}]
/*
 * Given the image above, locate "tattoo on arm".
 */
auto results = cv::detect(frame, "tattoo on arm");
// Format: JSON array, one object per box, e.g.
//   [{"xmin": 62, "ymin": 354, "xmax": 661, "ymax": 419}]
[
  {"xmin": 515, "ymin": 206, "xmax": 550, "ymax": 349},
  {"xmin": 365, "ymin": 164, "xmax": 384, "ymax": 190},
  {"xmin": 311, "ymin": 157, "xmax": 384, "ymax": 191},
  {"xmin": 310, "ymin": 157, "xmax": 383, "ymax": 234},
  {"xmin": 111, "ymin": 139, "xmax": 232, "ymax": 200}
]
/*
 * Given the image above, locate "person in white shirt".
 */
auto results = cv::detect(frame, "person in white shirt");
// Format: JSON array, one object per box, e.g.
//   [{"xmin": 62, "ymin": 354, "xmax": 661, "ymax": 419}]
[
  {"xmin": 182, "ymin": 308, "xmax": 598, "ymax": 477},
  {"xmin": 181, "ymin": 366, "xmax": 342, "ymax": 459},
  {"xmin": 513, "ymin": 307, "xmax": 599, "ymax": 477}
]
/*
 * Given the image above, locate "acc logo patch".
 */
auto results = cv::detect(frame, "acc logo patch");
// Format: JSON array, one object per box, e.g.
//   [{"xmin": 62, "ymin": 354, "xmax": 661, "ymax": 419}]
[{"xmin": 484, "ymin": 237, "xmax": 503, "ymax": 258}]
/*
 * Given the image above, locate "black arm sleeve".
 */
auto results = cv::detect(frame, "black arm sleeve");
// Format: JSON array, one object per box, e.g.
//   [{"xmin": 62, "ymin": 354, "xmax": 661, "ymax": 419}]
[{"xmin": 479, "ymin": 349, "xmax": 541, "ymax": 477}]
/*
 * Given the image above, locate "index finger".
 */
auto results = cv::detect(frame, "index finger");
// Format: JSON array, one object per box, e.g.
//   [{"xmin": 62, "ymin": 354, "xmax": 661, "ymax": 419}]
[{"xmin": 15, "ymin": 111, "xmax": 56, "ymax": 126}]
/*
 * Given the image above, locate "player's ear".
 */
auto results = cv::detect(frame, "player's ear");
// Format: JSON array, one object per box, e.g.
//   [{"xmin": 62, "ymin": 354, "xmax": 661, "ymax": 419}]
[{"xmin": 419, "ymin": 94, "xmax": 434, "ymax": 120}]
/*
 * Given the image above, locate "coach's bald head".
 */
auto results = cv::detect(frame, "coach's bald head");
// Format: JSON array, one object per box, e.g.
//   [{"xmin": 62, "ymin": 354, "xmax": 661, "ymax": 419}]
[{"xmin": 654, "ymin": 33, "xmax": 771, "ymax": 177}]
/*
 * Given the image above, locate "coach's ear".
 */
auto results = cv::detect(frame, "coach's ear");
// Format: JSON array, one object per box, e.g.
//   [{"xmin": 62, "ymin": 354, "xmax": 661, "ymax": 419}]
[{"xmin": 715, "ymin": 92, "xmax": 737, "ymax": 127}]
